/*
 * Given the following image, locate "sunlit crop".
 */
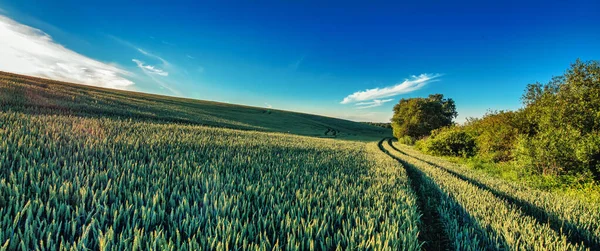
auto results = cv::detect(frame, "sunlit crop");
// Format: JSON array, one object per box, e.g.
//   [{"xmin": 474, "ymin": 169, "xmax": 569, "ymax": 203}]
[{"xmin": 0, "ymin": 112, "xmax": 419, "ymax": 250}]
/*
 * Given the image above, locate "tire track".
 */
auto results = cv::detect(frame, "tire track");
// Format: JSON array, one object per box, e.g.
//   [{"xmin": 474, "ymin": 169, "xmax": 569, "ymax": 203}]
[
  {"xmin": 378, "ymin": 139, "xmax": 451, "ymax": 250},
  {"xmin": 386, "ymin": 139, "xmax": 597, "ymax": 250}
]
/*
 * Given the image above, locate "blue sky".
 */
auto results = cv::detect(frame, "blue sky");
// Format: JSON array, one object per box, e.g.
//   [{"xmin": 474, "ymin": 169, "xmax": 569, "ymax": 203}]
[{"xmin": 0, "ymin": 1, "xmax": 599, "ymax": 122}]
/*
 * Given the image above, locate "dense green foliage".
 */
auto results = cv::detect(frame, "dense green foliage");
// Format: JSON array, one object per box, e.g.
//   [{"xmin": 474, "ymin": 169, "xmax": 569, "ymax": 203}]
[
  {"xmin": 464, "ymin": 111, "xmax": 523, "ymax": 162},
  {"xmin": 391, "ymin": 94, "xmax": 457, "ymax": 139},
  {"xmin": 416, "ymin": 127, "xmax": 476, "ymax": 157},
  {"xmin": 516, "ymin": 60, "xmax": 600, "ymax": 179},
  {"xmin": 0, "ymin": 72, "xmax": 390, "ymax": 140},
  {"xmin": 0, "ymin": 112, "xmax": 420, "ymax": 250},
  {"xmin": 396, "ymin": 135, "xmax": 415, "ymax": 145},
  {"xmin": 413, "ymin": 60, "xmax": 600, "ymax": 181}
]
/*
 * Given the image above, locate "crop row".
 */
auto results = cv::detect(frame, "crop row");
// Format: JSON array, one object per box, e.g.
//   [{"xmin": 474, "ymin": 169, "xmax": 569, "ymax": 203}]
[
  {"xmin": 382, "ymin": 139, "xmax": 586, "ymax": 250},
  {"xmin": 0, "ymin": 111, "xmax": 419, "ymax": 250},
  {"xmin": 379, "ymin": 140, "xmax": 500, "ymax": 250},
  {"xmin": 392, "ymin": 140, "xmax": 600, "ymax": 249}
]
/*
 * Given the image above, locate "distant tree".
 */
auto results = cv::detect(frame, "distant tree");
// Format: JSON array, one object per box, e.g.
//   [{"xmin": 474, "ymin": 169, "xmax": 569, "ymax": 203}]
[
  {"xmin": 362, "ymin": 122, "xmax": 392, "ymax": 129},
  {"xmin": 391, "ymin": 94, "xmax": 457, "ymax": 139}
]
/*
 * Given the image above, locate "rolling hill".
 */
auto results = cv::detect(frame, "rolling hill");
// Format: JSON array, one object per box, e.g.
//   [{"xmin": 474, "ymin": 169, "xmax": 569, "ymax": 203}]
[{"xmin": 0, "ymin": 71, "xmax": 390, "ymax": 140}]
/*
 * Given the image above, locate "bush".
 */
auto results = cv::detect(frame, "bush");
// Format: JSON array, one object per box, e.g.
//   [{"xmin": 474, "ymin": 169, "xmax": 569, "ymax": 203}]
[
  {"xmin": 397, "ymin": 135, "xmax": 415, "ymax": 145},
  {"xmin": 575, "ymin": 133, "xmax": 600, "ymax": 181},
  {"xmin": 514, "ymin": 60, "xmax": 600, "ymax": 180},
  {"xmin": 513, "ymin": 126, "xmax": 583, "ymax": 176},
  {"xmin": 422, "ymin": 127, "xmax": 476, "ymax": 157},
  {"xmin": 464, "ymin": 111, "xmax": 521, "ymax": 162}
]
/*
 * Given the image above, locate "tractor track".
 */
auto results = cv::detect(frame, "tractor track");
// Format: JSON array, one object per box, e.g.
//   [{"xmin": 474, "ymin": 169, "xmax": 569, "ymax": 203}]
[
  {"xmin": 385, "ymin": 138, "xmax": 597, "ymax": 250},
  {"xmin": 377, "ymin": 139, "xmax": 451, "ymax": 250}
]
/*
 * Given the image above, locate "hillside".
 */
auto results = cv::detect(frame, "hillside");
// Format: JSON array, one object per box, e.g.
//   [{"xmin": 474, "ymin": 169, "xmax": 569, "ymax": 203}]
[{"xmin": 0, "ymin": 72, "xmax": 390, "ymax": 140}]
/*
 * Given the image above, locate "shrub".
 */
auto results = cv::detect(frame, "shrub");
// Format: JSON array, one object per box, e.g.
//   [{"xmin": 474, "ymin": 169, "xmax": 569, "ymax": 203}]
[
  {"xmin": 397, "ymin": 135, "xmax": 415, "ymax": 145},
  {"xmin": 513, "ymin": 126, "xmax": 583, "ymax": 176},
  {"xmin": 576, "ymin": 133, "xmax": 600, "ymax": 181},
  {"xmin": 464, "ymin": 111, "xmax": 521, "ymax": 162},
  {"xmin": 422, "ymin": 127, "xmax": 476, "ymax": 157}
]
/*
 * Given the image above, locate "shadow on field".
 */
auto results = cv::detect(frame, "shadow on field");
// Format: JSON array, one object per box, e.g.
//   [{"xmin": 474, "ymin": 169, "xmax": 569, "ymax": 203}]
[
  {"xmin": 378, "ymin": 139, "xmax": 506, "ymax": 250},
  {"xmin": 387, "ymin": 139, "xmax": 599, "ymax": 250}
]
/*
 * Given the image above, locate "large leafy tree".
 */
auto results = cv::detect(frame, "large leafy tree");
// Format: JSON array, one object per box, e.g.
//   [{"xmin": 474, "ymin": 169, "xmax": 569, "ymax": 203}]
[
  {"xmin": 515, "ymin": 59, "xmax": 600, "ymax": 179},
  {"xmin": 391, "ymin": 94, "xmax": 457, "ymax": 139}
]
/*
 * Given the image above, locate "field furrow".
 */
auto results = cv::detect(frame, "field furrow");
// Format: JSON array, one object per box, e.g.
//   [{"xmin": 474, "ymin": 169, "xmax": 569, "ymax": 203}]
[
  {"xmin": 391, "ymin": 140, "xmax": 600, "ymax": 250},
  {"xmin": 382, "ymin": 138, "xmax": 587, "ymax": 250},
  {"xmin": 379, "ymin": 139, "xmax": 499, "ymax": 251}
]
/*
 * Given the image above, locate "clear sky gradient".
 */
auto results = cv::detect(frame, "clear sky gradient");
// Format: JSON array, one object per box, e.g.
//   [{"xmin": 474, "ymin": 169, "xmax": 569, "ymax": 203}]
[{"xmin": 1, "ymin": 0, "xmax": 599, "ymax": 122}]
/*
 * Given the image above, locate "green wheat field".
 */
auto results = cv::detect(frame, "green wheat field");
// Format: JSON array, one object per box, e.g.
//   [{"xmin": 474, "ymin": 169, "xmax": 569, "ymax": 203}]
[{"xmin": 1, "ymin": 71, "xmax": 599, "ymax": 250}]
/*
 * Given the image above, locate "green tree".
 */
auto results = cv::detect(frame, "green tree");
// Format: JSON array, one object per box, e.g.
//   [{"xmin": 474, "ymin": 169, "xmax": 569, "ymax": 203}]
[
  {"xmin": 515, "ymin": 59, "xmax": 600, "ymax": 179},
  {"xmin": 391, "ymin": 94, "xmax": 457, "ymax": 139}
]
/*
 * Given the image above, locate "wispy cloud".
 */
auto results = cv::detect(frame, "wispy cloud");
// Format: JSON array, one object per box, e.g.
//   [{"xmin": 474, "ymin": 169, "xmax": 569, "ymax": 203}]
[
  {"xmin": 334, "ymin": 111, "xmax": 393, "ymax": 123},
  {"xmin": 288, "ymin": 55, "xmax": 305, "ymax": 71},
  {"xmin": 162, "ymin": 40, "xmax": 175, "ymax": 46},
  {"xmin": 265, "ymin": 102, "xmax": 272, "ymax": 109},
  {"xmin": 143, "ymin": 70, "xmax": 181, "ymax": 96},
  {"xmin": 132, "ymin": 59, "xmax": 168, "ymax": 76},
  {"xmin": 341, "ymin": 73, "xmax": 441, "ymax": 104},
  {"xmin": 136, "ymin": 48, "xmax": 169, "ymax": 65},
  {"xmin": 108, "ymin": 35, "xmax": 169, "ymax": 66},
  {"xmin": 0, "ymin": 15, "xmax": 134, "ymax": 89},
  {"xmin": 186, "ymin": 55, "xmax": 195, "ymax": 59},
  {"xmin": 0, "ymin": 8, "xmax": 6, "ymax": 14},
  {"xmin": 355, "ymin": 99, "xmax": 394, "ymax": 109}
]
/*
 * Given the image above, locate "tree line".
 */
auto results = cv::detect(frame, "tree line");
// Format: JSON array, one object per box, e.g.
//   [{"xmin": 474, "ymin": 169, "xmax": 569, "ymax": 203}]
[{"xmin": 391, "ymin": 59, "xmax": 600, "ymax": 181}]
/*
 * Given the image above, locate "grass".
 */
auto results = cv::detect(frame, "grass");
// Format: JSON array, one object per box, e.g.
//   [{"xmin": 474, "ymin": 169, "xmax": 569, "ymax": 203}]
[{"xmin": 435, "ymin": 153, "xmax": 600, "ymax": 205}]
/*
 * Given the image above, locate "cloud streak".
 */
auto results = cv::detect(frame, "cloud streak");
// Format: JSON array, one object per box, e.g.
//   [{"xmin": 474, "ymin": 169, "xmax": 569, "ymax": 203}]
[
  {"xmin": 341, "ymin": 73, "xmax": 441, "ymax": 104},
  {"xmin": 355, "ymin": 99, "xmax": 394, "ymax": 109},
  {"xmin": 132, "ymin": 59, "xmax": 168, "ymax": 76},
  {"xmin": 0, "ymin": 15, "xmax": 134, "ymax": 89},
  {"xmin": 136, "ymin": 48, "xmax": 169, "ymax": 66}
]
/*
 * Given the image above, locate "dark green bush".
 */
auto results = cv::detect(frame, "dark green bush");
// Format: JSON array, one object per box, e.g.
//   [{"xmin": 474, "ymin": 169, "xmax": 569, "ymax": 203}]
[
  {"xmin": 514, "ymin": 59, "xmax": 600, "ymax": 179},
  {"xmin": 513, "ymin": 126, "xmax": 583, "ymax": 176},
  {"xmin": 464, "ymin": 111, "xmax": 521, "ymax": 162},
  {"xmin": 422, "ymin": 127, "xmax": 476, "ymax": 157}
]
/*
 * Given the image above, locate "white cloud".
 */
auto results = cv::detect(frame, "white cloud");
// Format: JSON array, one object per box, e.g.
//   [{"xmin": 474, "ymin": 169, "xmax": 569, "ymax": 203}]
[
  {"xmin": 107, "ymin": 35, "xmax": 169, "ymax": 66},
  {"xmin": 136, "ymin": 48, "xmax": 168, "ymax": 65},
  {"xmin": 0, "ymin": 15, "xmax": 134, "ymax": 89},
  {"xmin": 186, "ymin": 55, "xmax": 195, "ymax": 59},
  {"xmin": 336, "ymin": 111, "xmax": 393, "ymax": 123},
  {"xmin": 142, "ymin": 70, "xmax": 181, "ymax": 96},
  {"xmin": 131, "ymin": 59, "xmax": 179, "ymax": 95},
  {"xmin": 340, "ymin": 73, "xmax": 441, "ymax": 104},
  {"xmin": 355, "ymin": 99, "xmax": 394, "ymax": 109},
  {"xmin": 265, "ymin": 102, "xmax": 272, "ymax": 109},
  {"xmin": 132, "ymin": 59, "xmax": 168, "ymax": 76}
]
